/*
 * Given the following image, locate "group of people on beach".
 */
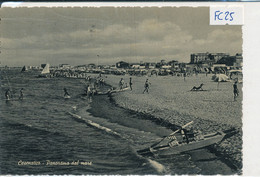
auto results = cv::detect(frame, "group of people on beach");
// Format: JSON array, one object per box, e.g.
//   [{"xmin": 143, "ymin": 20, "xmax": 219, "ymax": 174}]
[
  {"xmin": 63, "ymin": 82, "xmax": 99, "ymax": 102},
  {"xmin": 118, "ymin": 77, "xmax": 151, "ymax": 94},
  {"xmin": 119, "ymin": 76, "xmax": 239, "ymax": 101},
  {"xmin": 85, "ymin": 84, "xmax": 99, "ymax": 101},
  {"xmin": 119, "ymin": 77, "xmax": 240, "ymax": 101},
  {"xmin": 189, "ymin": 80, "xmax": 239, "ymax": 101},
  {"xmin": 66, "ymin": 74, "xmax": 108, "ymax": 102},
  {"xmin": 4, "ymin": 74, "xmax": 239, "ymax": 102},
  {"xmin": 63, "ymin": 76, "xmax": 152, "ymax": 101}
]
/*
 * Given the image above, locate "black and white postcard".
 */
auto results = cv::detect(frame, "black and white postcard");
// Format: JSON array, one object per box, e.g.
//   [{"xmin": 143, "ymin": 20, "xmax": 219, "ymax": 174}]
[{"xmin": 0, "ymin": 3, "xmax": 259, "ymax": 176}]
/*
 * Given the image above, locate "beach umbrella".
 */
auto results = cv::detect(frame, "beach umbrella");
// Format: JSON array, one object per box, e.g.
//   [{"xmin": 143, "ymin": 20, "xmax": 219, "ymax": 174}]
[
  {"xmin": 211, "ymin": 74, "xmax": 217, "ymax": 80},
  {"xmin": 213, "ymin": 74, "xmax": 229, "ymax": 82}
]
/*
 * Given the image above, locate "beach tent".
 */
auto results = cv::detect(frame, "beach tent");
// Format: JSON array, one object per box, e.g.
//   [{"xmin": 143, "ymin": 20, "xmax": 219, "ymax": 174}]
[
  {"xmin": 212, "ymin": 74, "xmax": 229, "ymax": 82},
  {"xmin": 228, "ymin": 69, "xmax": 243, "ymax": 83},
  {"xmin": 228, "ymin": 69, "xmax": 243, "ymax": 76},
  {"xmin": 229, "ymin": 69, "xmax": 242, "ymax": 73}
]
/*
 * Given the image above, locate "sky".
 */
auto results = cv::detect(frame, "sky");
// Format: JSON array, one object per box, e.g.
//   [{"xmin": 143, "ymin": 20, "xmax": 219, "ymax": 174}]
[{"xmin": 0, "ymin": 7, "xmax": 242, "ymax": 67}]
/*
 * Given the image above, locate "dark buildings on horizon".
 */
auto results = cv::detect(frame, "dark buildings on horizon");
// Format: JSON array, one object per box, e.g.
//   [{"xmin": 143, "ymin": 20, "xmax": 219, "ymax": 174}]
[
  {"xmin": 115, "ymin": 52, "xmax": 242, "ymax": 70},
  {"xmin": 190, "ymin": 52, "xmax": 242, "ymax": 67},
  {"xmin": 190, "ymin": 53, "xmax": 230, "ymax": 65},
  {"xmin": 217, "ymin": 53, "xmax": 243, "ymax": 67},
  {"xmin": 12, "ymin": 52, "xmax": 241, "ymax": 73},
  {"xmin": 116, "ymin": 61, "xmax": 130, "ymax": 68}
]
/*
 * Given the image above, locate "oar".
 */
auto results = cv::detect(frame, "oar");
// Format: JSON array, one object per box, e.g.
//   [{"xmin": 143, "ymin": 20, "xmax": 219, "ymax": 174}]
[
  {"xmin": 151, "ymin": 121, "xmax": 194, "ymax": 148},
  {"xmin": 168, "ymin": 121, "xmax": 194, "ymax": 136}
]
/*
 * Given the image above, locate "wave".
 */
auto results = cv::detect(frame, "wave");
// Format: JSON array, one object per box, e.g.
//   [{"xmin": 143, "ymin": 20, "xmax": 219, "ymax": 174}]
[
  {"xmin": 1, "ymin": 118, "xmax": 64, "ymax": 137},
  {"xmin": 129, "ymin": 146, "xmax": 168, "ymax": 175},
  {"xmin": 67, "ymin": 111, "xmax": 122, "ymax": 138}
]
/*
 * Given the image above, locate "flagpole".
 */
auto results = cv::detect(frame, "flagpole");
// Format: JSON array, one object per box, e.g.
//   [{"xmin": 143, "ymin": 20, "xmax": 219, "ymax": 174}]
[{"xmin": 97, "ymin": 55, "xmax": 100, "ymax": 68}]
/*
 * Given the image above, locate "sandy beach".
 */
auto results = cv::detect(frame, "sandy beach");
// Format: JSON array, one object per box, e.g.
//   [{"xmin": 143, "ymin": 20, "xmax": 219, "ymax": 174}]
[{"xmin": 104, "ymin": 74, "xmax": 242, "ymax": 170}]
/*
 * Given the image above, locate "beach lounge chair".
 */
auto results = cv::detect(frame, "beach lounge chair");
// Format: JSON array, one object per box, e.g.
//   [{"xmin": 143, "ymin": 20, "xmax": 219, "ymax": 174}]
[{"xmin": 191, "ymin": 83, "xmax": 204, "ymax": 91}]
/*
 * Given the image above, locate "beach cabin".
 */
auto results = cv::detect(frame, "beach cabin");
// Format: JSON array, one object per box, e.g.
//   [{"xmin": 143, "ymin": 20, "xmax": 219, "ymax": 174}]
[
  {"xmin": 212, "ymin": 64, "xmax": 227, "ymax": 74},
  {"xmin": 116, "ymin": 61, "xmax": 130, "ymax": 69}
]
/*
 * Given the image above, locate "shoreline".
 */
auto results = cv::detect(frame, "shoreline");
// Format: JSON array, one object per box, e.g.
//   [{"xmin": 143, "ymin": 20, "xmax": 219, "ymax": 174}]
[
  {"xmin": 86, "ymin": 86, "xmax": 238, "ymax": 174},
  {"xmin": 103, "ymin": 74, "xmax": 242, "ymax": 173},
  {"xmin": 108, "ymin": 93, "xmax": 242, "ymax": 173}
]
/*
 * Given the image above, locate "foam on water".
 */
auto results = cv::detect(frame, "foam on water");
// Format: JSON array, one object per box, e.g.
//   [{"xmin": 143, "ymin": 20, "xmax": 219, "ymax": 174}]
[
  {"xmin": 68, "ymin": 112, "xmax": 122, "ymax": 138},
  {"xmin": 147, "ymin": 158, "xmax": 167, "ymax": 174}
]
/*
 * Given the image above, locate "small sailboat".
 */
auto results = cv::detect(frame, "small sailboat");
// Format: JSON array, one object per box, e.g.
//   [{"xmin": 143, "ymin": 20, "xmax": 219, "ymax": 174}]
[
  {"xmin": 41, "ymin": 63, "xmax": 50, "ymax": 75},
  {"xmin": 21, "ymin": 66, "xmax": 28, "ymax": 72},
  {"xmin": 37, "ymin": 63, "xmax": 50, "ymax": 78}
]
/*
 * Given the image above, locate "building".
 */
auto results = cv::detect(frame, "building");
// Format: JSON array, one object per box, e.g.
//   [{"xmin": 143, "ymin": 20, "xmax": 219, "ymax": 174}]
[
  {"xmin": 168, "ymin": 60, "xmax": 179, "ymax": 68},
  {"xmin": 161, "ymin": 65, "xmax": 171, "ymax": 69},
  {"xmin": 76, "ymin": 65, "xmax": 87, "ymax": 71},
  {"xmin": 116, "ymin": 61, "xmax": 130, "ymax": 69},
  {"xmin": 160, "ymin": 60, "xmax": 167, "ymax": 65},
  {"xmin": 59, "ymin": 64, "xmax": 71, "ymax": 69},
  {"xmin": 144, "ymin": 62, "xmax": 156, "ymax": 69},
  {"xmin": 190, "ymin": 52, "xmax": 230, "ymax": 65},
  {"xmin": 216, "ymin": 53, "xmax": 242, "ymax": 67},
  {"xmin": 131, "ymin": 64, "xmax": 145, "ymax": 69},
  {"xmin": 234, "ymin": 53, "xmax": 243, "ymax": 67},
  {"xmin": 87, "ymin": 64, "xmax": 96, "ymax": 69}
]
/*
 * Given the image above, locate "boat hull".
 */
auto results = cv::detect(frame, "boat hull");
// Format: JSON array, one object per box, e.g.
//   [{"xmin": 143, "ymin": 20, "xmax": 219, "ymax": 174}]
[
  {"xmin": 110, "ymin": 87, "xmax": 129, "ymax": 93},
  {"xmin": 138, "ymin": 132, "xmax": 225, "ymax": 156}
]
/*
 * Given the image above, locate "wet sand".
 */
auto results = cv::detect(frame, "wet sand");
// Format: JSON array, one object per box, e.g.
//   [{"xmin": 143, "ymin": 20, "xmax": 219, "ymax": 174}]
[{"xmin": 103, "ymin": 73, "xmax": 242, "ymax": 172}]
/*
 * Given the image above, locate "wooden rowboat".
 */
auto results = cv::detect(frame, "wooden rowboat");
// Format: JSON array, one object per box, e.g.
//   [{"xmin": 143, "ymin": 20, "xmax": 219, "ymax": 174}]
[
  {"xmin": 137, "ymin": 131, "xmax": 225, "ymax": 156},
  {"xmin": 137, "ymin": 121, "xmax": 225, "ymax": 156}
]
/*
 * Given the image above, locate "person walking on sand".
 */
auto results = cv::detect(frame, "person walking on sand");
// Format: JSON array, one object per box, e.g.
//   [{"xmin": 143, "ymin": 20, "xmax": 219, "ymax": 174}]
[
  {"xmin": 143, "ymin": 79, "xmax": 151, "ymax": 94},
  {"xmin": 183, "ymin": 72, "xmax": 186, "ymax": 81},
  {"xmin": 129, "ymin": 77, "xmax": 133, "ymax": 91},
  {"xmin": 19, "ymin": 88, "xmax": 24, "ymax": 100},
  {"xmin": 233, "ymin": 81, "xmax": 239, "ymax": 101}
]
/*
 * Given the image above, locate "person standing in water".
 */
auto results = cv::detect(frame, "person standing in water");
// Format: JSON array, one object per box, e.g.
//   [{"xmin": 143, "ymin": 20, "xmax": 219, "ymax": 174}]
[
  {"xmin": 19, "ymin": 88, "xmax": 24, "ymax": 100},
  {"xmin": 5, "ymin": 89, "xmax": 11, "ymax": 100},
  {"xmin": 86, "ymin": 85, "xmax": 93, "ymax": 102},
  {"xmin": 143, "ymin": 79, "xmax": 151, "ymax": 94},
  {"xmin": 129, "ymin": 77, "xmax": 133, "ymax": 91},
  {"xmin": 233, "ymin": 81, "xmax": 239, "ymax": 101},
  {"xmin": 64, "ymin": 88, "xmax": 70, "ymax": 97}
]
